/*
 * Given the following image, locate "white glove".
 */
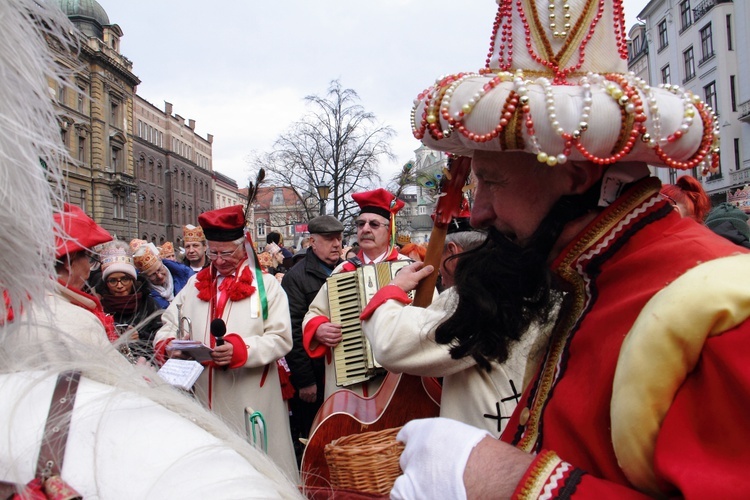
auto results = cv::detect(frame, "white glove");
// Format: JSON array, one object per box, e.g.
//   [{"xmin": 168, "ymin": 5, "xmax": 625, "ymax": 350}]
[{"xmin": 391, "ymin": 417, "xmax": 492, "ymax": 500}]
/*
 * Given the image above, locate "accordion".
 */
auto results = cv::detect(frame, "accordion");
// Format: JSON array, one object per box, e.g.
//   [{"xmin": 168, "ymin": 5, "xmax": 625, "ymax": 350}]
[{"xmin": 327, "ymin": 260, "xmax": 412, "ymax": 388}]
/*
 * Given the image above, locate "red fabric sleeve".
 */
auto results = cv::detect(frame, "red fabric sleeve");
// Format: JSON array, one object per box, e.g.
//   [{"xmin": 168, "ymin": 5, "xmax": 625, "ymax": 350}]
[
  {"xmin": 303, "ymin": 315, "xmax": 330, "ymax": 358},
  {"xmin": 359, "ymin": 285, "xmax": 412, "ymax": 321},
  {"xmin": 224, "ymin": 333, "xmax": 248, "ymax": 369},
  {"xmin": 154, "ymin": 337, "xmax": 174, "ymax": 366}
]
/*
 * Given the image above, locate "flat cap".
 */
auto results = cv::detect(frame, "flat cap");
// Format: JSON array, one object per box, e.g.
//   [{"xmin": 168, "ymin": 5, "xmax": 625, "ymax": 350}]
[{"xmin": 308, "ymin": 215, "xmax": 344, "ymax": 234}]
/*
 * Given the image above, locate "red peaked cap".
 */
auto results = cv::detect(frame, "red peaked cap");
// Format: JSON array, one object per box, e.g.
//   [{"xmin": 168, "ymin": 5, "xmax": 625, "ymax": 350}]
[
  {"xmin": 54, "ymin": 203, "xmax": 112, "ymax": 259},
  {"xmin": 198, "ymin": 205, "xmax": 246, "ymax": 242},
  {"xmin": 352, "ymin": 188, "xmax": 405, "ymax": 220},
  {"xmin": 447, "ymin": 198, "xmax": 473, "ymax": 234}
]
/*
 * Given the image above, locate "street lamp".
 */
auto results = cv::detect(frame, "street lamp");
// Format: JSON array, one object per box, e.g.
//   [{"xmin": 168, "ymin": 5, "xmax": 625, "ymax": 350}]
[{"xmin": 316, "ymin": 184, "xmax": 330, "ymax": 215}]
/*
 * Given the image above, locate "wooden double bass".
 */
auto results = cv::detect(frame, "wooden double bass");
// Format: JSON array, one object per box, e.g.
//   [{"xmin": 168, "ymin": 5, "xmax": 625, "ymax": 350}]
[{"xmin": 300, "ymin": 156, "xmax": 473, "ymax": 492}]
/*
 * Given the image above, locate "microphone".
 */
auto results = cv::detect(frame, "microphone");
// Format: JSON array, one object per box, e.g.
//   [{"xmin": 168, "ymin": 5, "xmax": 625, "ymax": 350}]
[{"xmin": 210, "ymin": 318, "xmax": 226, "ymax": 346}]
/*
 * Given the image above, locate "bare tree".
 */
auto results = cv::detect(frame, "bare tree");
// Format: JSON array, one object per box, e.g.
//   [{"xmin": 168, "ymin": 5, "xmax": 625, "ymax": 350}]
[{"xmin": 249, "ymin": 80, "xmax": 394, "ymax": 228}]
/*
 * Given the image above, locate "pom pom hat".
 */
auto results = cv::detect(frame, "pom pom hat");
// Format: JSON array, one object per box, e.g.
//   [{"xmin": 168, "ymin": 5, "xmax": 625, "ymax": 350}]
[
  {"xmin": 198, "ymin": 205, "xmax": 246, "ymax": 242},
  {"xmin": 412, "ymin": 0, "xmax": 719, "ymax": 175},
  {"xmin": 53, "ymin": 203, "xmax": 112, "ymax": 259},
  {"xmin": 352, "ymin": 188, "xmax": 405, "ymax": 220}
]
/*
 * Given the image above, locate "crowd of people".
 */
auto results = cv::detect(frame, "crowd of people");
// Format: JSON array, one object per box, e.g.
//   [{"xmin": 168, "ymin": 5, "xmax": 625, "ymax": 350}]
[{"xmin": 6, "ymin": 0, "xmax": 750, "ymax": 497}]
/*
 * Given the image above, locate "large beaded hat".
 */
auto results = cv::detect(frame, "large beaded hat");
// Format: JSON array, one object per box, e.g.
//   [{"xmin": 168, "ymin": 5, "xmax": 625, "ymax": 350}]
[
  {"xmin": 412, "ymin": 0, "xmax": 719, "ymax": 174},
  {"xmin": 100, "ymin": 241, "xmax": 137, "ymax": 280}
]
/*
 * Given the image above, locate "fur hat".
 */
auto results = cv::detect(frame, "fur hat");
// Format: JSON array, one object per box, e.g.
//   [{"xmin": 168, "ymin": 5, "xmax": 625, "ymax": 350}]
[
  {"xmin": 411, "ymin": 0, "xmax": 719, "ymax": 175},
  {"xmin": 100, "ymin": 241, "xmax": 137, "ymax": 280},
  {"xmin": 705, "ymin": 203, "xmax": 750, "ymax": 241},
  {"xmin": 53, "ymin": 203, "xmax": 112, "ymax": 259},
  {"xmin": 198, "ymin": 205, "xmax": 245, "ymax": 242},
  {"xmin": 352, "ymin": 188, "xmax": 405, "ymax": 219},
  {"xmin": 183, "ymin": 224, "xmax": 205, "ymax": 243},
  {"xmin": 133, "ymin": 243, "xmax": 162, "ymax": 274}
]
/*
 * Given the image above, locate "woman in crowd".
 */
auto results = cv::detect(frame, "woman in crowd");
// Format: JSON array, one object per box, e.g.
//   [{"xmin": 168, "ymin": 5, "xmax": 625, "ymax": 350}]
[
  {"xmin": 95, "ymin": 241, "xmax": 163, "ymax": 361},
  {"xmin": 660, "ymin": 174, "xmax": 711, "ymax": 223}
]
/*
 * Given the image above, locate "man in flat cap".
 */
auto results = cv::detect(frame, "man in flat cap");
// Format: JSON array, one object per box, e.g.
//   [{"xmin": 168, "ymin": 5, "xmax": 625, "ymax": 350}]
[
  {"xmin": 302, "ymin": 188, "xmax": 412, "ymax": 399},
  {"xmin": 281, "ymin": 215, "xmax": 345, "ymax": 456},
  {"xmin": 154, "ymin": 205, "xmax": 298, "ymax": 480}
]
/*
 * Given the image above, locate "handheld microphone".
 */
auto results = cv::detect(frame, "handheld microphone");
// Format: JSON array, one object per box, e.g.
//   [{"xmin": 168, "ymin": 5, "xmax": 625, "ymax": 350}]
[{"xmin": 210, "ymin": 318, "xmax": 226, "ymax": 346}]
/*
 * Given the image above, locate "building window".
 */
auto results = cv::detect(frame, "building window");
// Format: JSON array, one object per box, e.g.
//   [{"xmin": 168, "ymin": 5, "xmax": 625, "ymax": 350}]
[
  {"xmin": 734, "ymin": 138, "xmax": 741, "ymax": 171},
  {"xmin": 110, "ymin": 144, "xmax": 122, "ymax": 172},
  {"xmin": 60, "ymin": 127, "xmax": 68, "ymax": 148},
  {"xmin": 77, "ymin": 134, "xmax": 86, "ymax": 163},
  {"xmin": 699, "ymin": 23, "xmax": 714, "ymax": 63},
  {"xmin": 158, "ymin": 200, "xmax": 164, "ymax": 222},
  {"xmin": 113, "ymin": 193, "xmax": 126, "ymax": 219},
  {"xmin": 157, "ymin": 164, "xmax": 163, "ymax": 186},
  {"xmin": 110, "ymin": 100, "xmax": 120, "ymax": 126},
  {"xmin": 57, "ymin": 84, "xmax": 66, "ymax": 105},
  {"xmin": 661, "ymin": 64, "xmax": 671, "ymax": 84},
  {"xmin": 683, "ymin": 47, "xmax": 695, "ymax": 82},
  {"xmin": 658, "ymin": 19, "xmax": 668, "ymax": 51},
  {"xmin": 80, "ymin": 189, "xmax": 87, "ymax": 212},
  {"xmin": 77, "ymin": 90, "xmax": 85, "ymax": 113},
  {"xmin": 149, "ymin": 159, "xmax": 155, "ymax": 183},
  {"xmin": 679, "ymin": 1, "xmax": 691, "ymax": 31},
  {"xmin": 730, "ymin": 75, "xmax": 737, "ymax": 112},
  {"xmin": 726, "ymin": 15, "xmax": 733, "ymax": 51},
  {"xmin": 704, "ymin": 81, "xmax": 717, "ymax": 113},
  {"xmin": 257, "ymin": 220, "xmax": 266, "ymax": 238}
]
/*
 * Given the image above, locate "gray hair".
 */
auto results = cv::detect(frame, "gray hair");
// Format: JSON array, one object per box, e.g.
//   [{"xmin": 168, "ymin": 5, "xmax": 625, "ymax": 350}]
[{"xmin": 444, "ymin": 230, "xmax": 487, "ymax": 252}]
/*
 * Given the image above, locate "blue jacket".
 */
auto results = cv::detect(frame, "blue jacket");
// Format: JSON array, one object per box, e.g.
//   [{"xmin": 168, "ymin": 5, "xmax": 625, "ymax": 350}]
[{"xmin": 148, "ymin": 259, "xmax": 194, "ymax": 309}]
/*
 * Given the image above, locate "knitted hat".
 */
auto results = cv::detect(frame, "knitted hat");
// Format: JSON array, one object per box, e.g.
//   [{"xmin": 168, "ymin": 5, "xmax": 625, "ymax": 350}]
[
  {"xmin": 705, "ymin": 203, "xmax": 750, "ymax": 241},
  {"xmin": 53, "ymin": 203, "xmax": 112, "ymax": 259},
  {"xmin": 198, "ymin": 205, "xmax": 245, "ymax": 242},
  {"xmin": 133, "ymin": 243, "xmax": 162, "ymax": 274},
  {"xmin": 100, "ymin": 241, "xmax": 137, "ymax": 280},
  {"xmin": 183, "ymin": 224, "xmax": 205, "ymax": 243},
  {"xmin": 352, "ymin": 188, "xmax": 405, "ymax": 219},
  {"xmin": 411, "ymin": 0, "xmax": 719, "ymax": 175}
]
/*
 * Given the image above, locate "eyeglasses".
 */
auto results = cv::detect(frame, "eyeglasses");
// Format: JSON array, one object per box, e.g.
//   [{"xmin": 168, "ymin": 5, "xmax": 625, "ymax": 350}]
[
  {"xmin": 207, "ymin": 243, "xmax": 242, "ymax": 261},
  {"xmin": 146, "ymin": 266, "xmax": 167, "ymax": 280},
  {"xmin": 106, "ymin": 276, "xmax": 134, "ymax": 286},
  {"xmin": 355, "ymin": 220, "xmax": 387, "ymax": 230}
]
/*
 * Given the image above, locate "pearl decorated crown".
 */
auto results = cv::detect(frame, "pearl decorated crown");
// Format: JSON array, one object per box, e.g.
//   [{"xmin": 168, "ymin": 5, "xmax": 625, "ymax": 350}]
[
  {"xmin": 412, "ymin": 0, "xmax": 719, "ymax": 174},
  {"xmin": 133, "ymin": 242, "xmax": 162, "ymax": 274},
  {"xmin": 183, "ymin": 224, "xmax": 205, "ymax": 243}
]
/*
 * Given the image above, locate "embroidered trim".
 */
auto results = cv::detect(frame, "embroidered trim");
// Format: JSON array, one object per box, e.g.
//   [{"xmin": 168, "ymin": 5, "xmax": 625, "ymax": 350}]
[{"xmin": 515, "ymin": 178, "xmax": 664, "ymax": 452}]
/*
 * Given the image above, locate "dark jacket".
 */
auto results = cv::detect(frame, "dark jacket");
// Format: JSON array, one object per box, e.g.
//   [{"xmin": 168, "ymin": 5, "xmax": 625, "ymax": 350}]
[
  {"xmin": 148, "ymin": 259, "xmax": 194, "ymax": 309},
  {"xmin": 281, "ymin": 248, "xmax": 343, "ymax": 389},
  {"xmin": 95, "ymin": 275, "xmax": 164, "ymax": 360}
]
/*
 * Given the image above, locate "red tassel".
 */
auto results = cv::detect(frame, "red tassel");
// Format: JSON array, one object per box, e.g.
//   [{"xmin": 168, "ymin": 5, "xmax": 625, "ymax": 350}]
[{"xmin": 276, "ymin": 359, "xmax": 295, "ymax": 400}]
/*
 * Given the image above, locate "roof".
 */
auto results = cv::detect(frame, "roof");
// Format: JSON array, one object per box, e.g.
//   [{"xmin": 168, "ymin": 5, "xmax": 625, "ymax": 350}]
[{"xmin": 57, "ymin": 0, "xmax": 110, "ymax": 26}]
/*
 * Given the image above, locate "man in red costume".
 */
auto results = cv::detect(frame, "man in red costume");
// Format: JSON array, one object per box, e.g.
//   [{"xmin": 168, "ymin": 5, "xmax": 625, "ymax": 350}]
[
  {"xmin": 154, "ymin": 205, "xmax": 298, "ymax": 480},
  {"xmin": 388, "ymin": 0, "xmax": 750, "ymax": 498},
  {"xmin": 302, "ymin": 188, "xmax": 408, "ymax": 398}
]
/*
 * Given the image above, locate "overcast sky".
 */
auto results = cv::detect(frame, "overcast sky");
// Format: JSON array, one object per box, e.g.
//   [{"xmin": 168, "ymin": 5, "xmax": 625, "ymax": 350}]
[{"xmin": 102, "ymin": 0, "xmax": 650, "ymax": 188}]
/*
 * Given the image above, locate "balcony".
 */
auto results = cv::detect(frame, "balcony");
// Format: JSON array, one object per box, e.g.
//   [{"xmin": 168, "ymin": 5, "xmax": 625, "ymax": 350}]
[
  {"xmin": 739, "ymin": 100, "xmax": 750, "ymax": 124},
  {"xmin": 693, "ymin": 0, "xmax": 733, "ymax": 23},
  {"xmin": 729, "ymin": 166, "xmax": 750, "ymax": 185}
]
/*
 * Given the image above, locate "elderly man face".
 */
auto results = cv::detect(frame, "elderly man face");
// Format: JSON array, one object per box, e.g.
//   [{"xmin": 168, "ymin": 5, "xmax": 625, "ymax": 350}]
[
  {"xmin": 206, "ymin": 239, "xmax": 247, "ymax": 277},
  {"xmin": 144, "ymin": 263, "xmax": 169, "ymax": 286},
  {"xmin": 355, "ymin": 214, "xmax": 391, "ymax": 259},
  {"xmin": 310, "ymin": 232, "xmax": 343, "ymax": 266}
]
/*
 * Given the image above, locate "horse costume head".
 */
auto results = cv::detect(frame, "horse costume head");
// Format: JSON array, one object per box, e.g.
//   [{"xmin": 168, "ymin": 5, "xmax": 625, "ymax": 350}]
[{"xmin": 0, "ymin": 1, "xmax": 300, "ymax": 497}]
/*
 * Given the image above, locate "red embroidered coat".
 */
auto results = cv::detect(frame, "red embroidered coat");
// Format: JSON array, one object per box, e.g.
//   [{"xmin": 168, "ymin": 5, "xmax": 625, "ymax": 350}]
[{"xmin": 505, "ymin": 178, "xmax": 750, "ymax": 497}]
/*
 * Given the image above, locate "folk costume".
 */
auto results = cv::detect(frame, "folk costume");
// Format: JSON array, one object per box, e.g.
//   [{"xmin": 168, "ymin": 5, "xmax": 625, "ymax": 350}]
[
  {"xmin": 154, "ymin": 205, "xmax": 298, "ymax": 480},
  {"xmin": 361, "ymin": 286, "xmax": 547, "ymax": 437},
  {"xmin": 302, "ymin": 189, "xmax": 411, "ymax": 399},
  {"xmin": 401, "ymin": 0, "xmax": 739, "ymax": 496}
]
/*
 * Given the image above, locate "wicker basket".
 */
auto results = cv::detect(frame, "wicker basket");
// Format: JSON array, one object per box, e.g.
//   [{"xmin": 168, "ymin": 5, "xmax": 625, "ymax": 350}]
[{"xmin": 324, "ymin": 426, "xmax": 404, "ymax": 496}]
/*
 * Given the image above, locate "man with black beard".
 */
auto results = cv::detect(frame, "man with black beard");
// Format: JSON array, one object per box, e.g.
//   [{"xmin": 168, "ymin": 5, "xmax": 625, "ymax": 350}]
[{"xmin": 387, "ymin": 1, "xmax": 750, "ymax": 498}]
